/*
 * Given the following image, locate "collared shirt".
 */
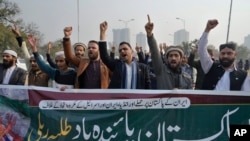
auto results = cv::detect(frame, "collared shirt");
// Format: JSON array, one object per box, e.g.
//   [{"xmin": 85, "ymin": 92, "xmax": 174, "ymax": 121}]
[
  {"xmin": 182, "ymin": 64, "xmax": 193, "ymax": 82},
  {"xmin": 215, "ymin": 69, "xmax": 231, "ymax": 90},
  {"xmin": 2, "ymin": 66, "xmax": 16, "ymax": 84},
  {"xmin": 198, "ymin": 32, "xmax": 250, "ymax": 91},
  {"xmin": 125, "ymin": 63, "xmax": 132, "ymax": 89}
]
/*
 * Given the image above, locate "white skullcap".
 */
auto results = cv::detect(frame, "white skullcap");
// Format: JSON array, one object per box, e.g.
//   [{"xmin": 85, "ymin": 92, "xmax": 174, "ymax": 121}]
[
  {"xmin": 3, "ymin": 50, "xmax": 17, "ymax": 58},
  {"xmin": 55, "ymin": 51, "xmax": 65, "ymax": 58},
  {"xmin": 30, "ymin": 54, "xmax": 44, "ymax": 60}
]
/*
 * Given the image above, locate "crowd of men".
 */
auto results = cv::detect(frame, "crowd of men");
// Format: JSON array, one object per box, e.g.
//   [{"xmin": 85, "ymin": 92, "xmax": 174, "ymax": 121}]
[{"xmin": 1, "ymin": 15, "xmax": 250, "ymax": 91}]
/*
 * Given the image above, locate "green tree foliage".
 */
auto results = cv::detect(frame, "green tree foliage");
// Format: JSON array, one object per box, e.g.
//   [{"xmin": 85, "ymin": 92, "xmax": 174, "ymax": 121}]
[
  {"xmin": 236, "ymin": 45, "xmax": 250, "ymax": 60},
  {"xmin": 225, "ymin": 41, "xmax": 250, "ymax": 60},
  {"xmin": 39, "ymin": 39, "xmax": 63, "ymax": 59},
  {"xmin": 24, "ymin": 22, "xmax": 44, "ymax": 45},
  {"xmin": 181, "ymin": 39, "xmax": 199, "ymax": 56},
  {"xmin": 0, "ymin": 0, "xmax": 20, "ymax": 24},
  {"xmin": 0, "ymin": 23, "xmax": 19, "ymax": 55},
  {"xmin": 206, "ymin": 44, "xmax": 219, "ymax": 59},
  {"xmin": 0, "ymin": 0, "xmax": 44, "ymax": 60}
]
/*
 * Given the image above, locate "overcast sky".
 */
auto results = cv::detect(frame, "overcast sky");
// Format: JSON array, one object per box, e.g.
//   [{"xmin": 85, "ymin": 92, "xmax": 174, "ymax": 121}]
[{"xmin": 9, "ymin": 0, "xmax": 250, "ymax": 49}]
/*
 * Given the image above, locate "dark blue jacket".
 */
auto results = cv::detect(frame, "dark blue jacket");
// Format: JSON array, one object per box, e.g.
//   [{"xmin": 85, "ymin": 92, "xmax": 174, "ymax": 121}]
[{"xmin": 99, "ymin": 41, "xmax": 151, "ymax": 89}]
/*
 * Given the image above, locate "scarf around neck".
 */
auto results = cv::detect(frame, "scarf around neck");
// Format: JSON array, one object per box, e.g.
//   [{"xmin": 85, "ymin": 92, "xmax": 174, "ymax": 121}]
[{"xmin": 121, "ymin": 60, "xmax": 137, "ymax": 89}]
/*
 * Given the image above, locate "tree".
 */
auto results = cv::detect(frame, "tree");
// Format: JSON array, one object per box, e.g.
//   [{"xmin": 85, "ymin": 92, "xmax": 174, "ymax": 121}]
[
  {"xmin": 0, "ymin": 0, "xmax": 20, "ymax": 24},
  {"xmin": 0, "ymin": 0, "xmax": 44, "ymax": 60},
  {"xmin": 236, "ymin": 45, "xmax": 250, "ymax": 61},
  {"xmin": 24, "ymin": 22, "xmax": 44, "ymax": 45},
  {"xmin": 0, "ymin": 23, "xmax": 18, "ymax": 56},
  {"xmin": 0, "ymin": 0, "xmax": 21, "ymax": 57},
  {"xmin": 39, "ymin": 39, "xmax": 63, "ymax": 59},
  {"xmin": 181, "ymin": 39, "xmax": 199, "ymax": 56}
]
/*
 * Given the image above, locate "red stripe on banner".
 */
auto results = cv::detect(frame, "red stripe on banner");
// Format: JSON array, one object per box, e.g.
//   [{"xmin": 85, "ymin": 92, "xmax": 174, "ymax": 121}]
[{"xmin": 28, "ymin": 89, "xmax": 250, "ymax": 106}]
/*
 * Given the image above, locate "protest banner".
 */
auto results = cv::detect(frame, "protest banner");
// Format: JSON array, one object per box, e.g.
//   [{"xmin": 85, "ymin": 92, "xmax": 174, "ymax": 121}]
[{"xmin": 1, "ymin": 85, "xmax": 250, "ymax": 141}]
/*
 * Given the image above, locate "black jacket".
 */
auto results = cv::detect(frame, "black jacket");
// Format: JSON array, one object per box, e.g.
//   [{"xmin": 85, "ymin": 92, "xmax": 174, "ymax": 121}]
[
  {"xmin": 99, "ymin": 41, "xmax": 151, "ymax": 89},
  {"xmin": 202, "ymin": 62, "xmax": 247, "ymax": 90}
]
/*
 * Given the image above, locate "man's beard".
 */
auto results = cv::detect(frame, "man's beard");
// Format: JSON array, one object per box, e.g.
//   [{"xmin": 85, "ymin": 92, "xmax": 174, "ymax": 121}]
[
  {"xmin": 3, "ymin": 59, "xmax": 14, "ymax": 68},
  {"xmin": 219, "ymin": 57, "xmax": 235, "ymax": 68},
  {"xmin": 167, "ymin": 61, "xmax": 181, "ymax": 73},
  {"xmin": 89, "ymin": 53, "xmax": 98, "ymax": 60},
  {"xmin": 76, "ymin": 53, "xmax": 83, "ymax": 58}
]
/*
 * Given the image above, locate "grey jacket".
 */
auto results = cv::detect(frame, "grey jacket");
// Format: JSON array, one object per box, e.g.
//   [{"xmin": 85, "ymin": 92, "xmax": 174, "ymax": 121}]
[
  {"xmin": 0, "ymin": 64, "xmax": 27, "ymax": 85},
  {"xmin": 147, "ymin": 35, "xmax": 192, "ymax": 89}
]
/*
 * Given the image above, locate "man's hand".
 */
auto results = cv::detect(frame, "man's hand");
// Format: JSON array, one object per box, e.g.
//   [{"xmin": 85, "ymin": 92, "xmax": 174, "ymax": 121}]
[
  {"xmin": 159, "ymin": 43, "xmax": 163, "ymax": 52},
  {"xmin": 139, "ymin": 47, "xmax": 143, "ymax": 52},
  {"xmin": 163, "ymin": 43, "xmax": 168, "ymax": 52},
  {"xmin": 205, "ymin": 19, "xmax": 218, "ymax": 32},
  {"xmin": 11, "ymin": 24, "xmax": 21, "ymax": 37},
  {"xmin": 27, "ymin": 34, "xmax": 38, "ymax": 52},
  {"xmin": 135, "ymin": 43, "xmax": 140, "ymax": 52},
  {"xmin": 145, "ymin": 14, "xmax": 154, "ymax": 36},
  {"xmin": 100, "ymin": 21, "xmax": 108, "ymax": 40},
  {"xmin": 64, "ymin": 27, "xmax": 72, "ymax": 38},
  {"xmin": 100, "ymin": 21, "xmax": 108, "ymax": 32},
  {"xmin": 48, "ymin": 42, "xmax": 52, "ymax": 49},
  {"xmin": 47, "ymin": 42, "xmax": 52, "ymax": 54},
  {"xmin": 60, "ymin": 86, "xmax": 68, "ymax": 91},
  {"xmin": 145, "ymin": 50, "xmax": 149, "ymax": 55},
  {"xmin": 193, "ymin": 47, "xmax": 198, "ymax": 53},
  {"xmin": 111, "ymin": 46, "xmax": 116, "ymax": 52}
]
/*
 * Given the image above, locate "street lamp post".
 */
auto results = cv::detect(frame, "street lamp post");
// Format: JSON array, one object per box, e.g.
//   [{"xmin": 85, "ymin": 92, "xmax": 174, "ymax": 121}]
[
  {"xmin": 118, "ymin": 19, "xmax": 135, "ymax": 28},
  {"xmin": 176, "ymin": 17, "xmax": 185, "ymax": 30},
  {"xmin": 77, "ymin": 0, "xmax": 79, "ymax": 42},
  {"xmin": 226, "ymin": 0, "xmax": 233, "ymax": 43}
]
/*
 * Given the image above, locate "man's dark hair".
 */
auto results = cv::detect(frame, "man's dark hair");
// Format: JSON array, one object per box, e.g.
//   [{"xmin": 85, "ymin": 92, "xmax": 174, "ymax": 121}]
[
  {"xmin": 88, "ymin": 40, "xmax": 99, "ymax": 45},
  {"xmin": 119, "ymin": 41, "xmax": 132, "ymax": 49},
  {"xmin": 219, "ymin": 43, "xmax": 236, "ymax": 51}
]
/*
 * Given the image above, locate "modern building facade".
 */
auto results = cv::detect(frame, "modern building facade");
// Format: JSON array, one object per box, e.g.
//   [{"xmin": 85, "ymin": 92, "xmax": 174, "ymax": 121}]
[
  {"xmin": 243, "ymin": 34, "xmax": 250, "ymax": 49},
  {"xmin": 112, "ymin": 28, "xmax": 130, "ymax": 46},
  {"xmin": 136, "ymin": 32, "xmax": 147, "ymax": 52},
  {"xmin": 173, "ymin": 29, "xmax": 189, "ymax": 46}
]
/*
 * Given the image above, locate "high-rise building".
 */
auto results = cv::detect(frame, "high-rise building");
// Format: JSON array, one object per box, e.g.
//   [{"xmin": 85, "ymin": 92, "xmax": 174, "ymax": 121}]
[
  {"xmin": 136, "ymin": 32, "xmax": 147, "ymax": 51},
  {"xmin": 173, "ymin": 29, "xmax": 189, "ymax": 46},
  {"xmin": 243, "ymin": 34, "xmax": 250, "ymax": 49},
  {"xmin": 112, "ymin": 28, "xmax": 130, "ymax": 46},
  {"xmin": 112, "ymin": 28, "xmax": 131, "ymax": 57}
]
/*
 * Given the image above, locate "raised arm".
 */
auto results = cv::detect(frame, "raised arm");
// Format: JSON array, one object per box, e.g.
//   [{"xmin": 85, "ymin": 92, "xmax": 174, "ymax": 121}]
[
  {"xmin": 27, "ymin": 35, "xmax": 56, "ymax": 79},
  {"xmin": 198, "ymin": 19, "xmax": 218, "ymax": 74},
  {"xmin": 110, "ymin": 44, "xmax": 116, "ymax": 59},
  {"xmin": 63, "ymin": 27, "xmax": 80, "ymax": 67},
  {"xmin": 145, "ymin": 15, "xmax": 163, "ymax": 75},
  {"xmin": 46, "ymin": 42, "xmax": 57, "ymax": 68},
  {"xmin": 12, "ymin": 24, "xmax": 30, "ymax": 67},
  {"xmin": 99, "ymin": 21, "xmax": 116, "ymax": 71},
  {"xmin": 162, "ymin": 43, "xmax": 168, "ymax": 64},
  {"xmin": 188, "ymin": 47, "xmax": 199, "ymax": 68},
  {"xmin": 135, "ymin": 44, "xmax": 145, "ymax": 64}
]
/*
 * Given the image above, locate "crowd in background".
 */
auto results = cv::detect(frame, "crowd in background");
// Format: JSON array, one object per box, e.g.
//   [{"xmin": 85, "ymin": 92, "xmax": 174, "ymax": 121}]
[{"xmin": 1, "ymin": 16, "xmax": 250, "ymax": 91}]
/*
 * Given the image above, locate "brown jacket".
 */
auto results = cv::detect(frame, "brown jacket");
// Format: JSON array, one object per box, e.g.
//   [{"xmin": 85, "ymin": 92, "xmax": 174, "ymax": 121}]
[
  {"xmin": 63, "ymin": 38, "xmax": 110, "ymax": 88},
  {"xmin": 28, "ymin": 70, "xmax": 50, "ymax": 87}
]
